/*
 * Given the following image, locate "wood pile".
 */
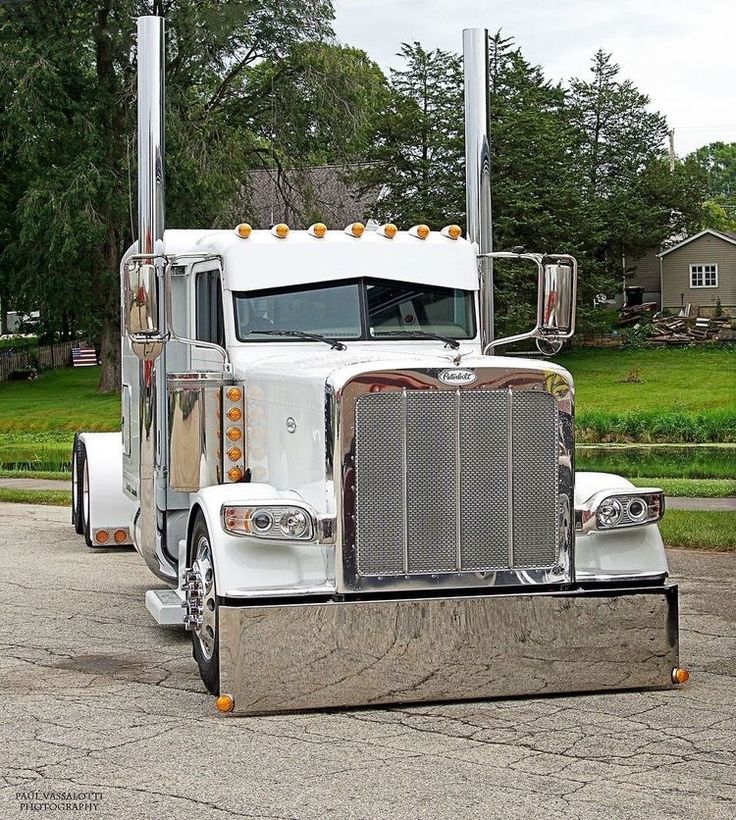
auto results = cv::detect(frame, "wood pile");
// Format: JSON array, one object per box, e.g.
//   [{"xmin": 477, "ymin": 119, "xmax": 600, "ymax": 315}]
[{"xmin": 618, "ymin": 303, "xmax": 731, "ymax": 345}]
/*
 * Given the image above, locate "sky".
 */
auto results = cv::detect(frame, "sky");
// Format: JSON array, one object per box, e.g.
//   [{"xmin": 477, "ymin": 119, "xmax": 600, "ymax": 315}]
[{"xmin": 333, "ymin": 0, "xmax": 736, "ymax": 156}]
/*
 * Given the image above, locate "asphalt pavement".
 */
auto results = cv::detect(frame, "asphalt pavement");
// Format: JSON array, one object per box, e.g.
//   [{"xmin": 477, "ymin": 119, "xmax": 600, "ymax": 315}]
[{"xmin": 1, "ymin": 502, "xmax": 734, "ymax": 820}]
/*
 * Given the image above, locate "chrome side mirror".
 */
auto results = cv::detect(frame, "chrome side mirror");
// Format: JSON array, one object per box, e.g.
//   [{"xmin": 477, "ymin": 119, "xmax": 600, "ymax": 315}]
[
  {"xmin": 125, "ymin": 259, "xmax": 165, "ymax": 361},
  {"xmin": 480, "ymin": 251, "xmax": 578, "ymax": 354},
  {"xmin": 540, "ymin": 262, "xmax": 574, "ymax": 336}
]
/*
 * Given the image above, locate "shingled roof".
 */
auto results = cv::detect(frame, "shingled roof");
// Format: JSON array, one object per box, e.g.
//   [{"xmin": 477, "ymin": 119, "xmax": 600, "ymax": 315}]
[{"xmin": 241, "ymin": 164, "xmax": 383, "ymax": 230}]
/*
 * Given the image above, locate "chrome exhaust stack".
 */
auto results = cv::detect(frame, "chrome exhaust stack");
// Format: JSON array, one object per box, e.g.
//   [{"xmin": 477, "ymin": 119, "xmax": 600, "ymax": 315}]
[
  {"xmin": 463, "ymin": 28, "xmax": 494, "ymax": 351},
  {"xmin": 127, "ymin": 15, "xmax": 173, "ymax": 580}
]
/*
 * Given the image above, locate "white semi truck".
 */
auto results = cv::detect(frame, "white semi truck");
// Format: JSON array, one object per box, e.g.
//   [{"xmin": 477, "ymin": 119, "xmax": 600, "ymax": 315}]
[{"xmin": 71, "ymin": 16, "xmax": 686, "ymax": 714}]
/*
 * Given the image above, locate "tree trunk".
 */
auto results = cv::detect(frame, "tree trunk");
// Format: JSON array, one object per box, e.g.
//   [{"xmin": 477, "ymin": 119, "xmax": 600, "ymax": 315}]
[{"xmin": 98, "ymin": 312, "xmax": 120, "ymax": 393}]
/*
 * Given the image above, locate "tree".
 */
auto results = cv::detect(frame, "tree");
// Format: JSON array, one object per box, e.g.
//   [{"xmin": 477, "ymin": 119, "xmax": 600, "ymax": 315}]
[
  {"xmin": 355, "ymin": 42, "xmax": 465, "ymax": 227},
  {"xmin": 687, "ymin": 142, "xmax": 736, "ymax": 232},
  {"xmin": 0, "ymin": 0, "xmax": 335, "ymax": 391}
]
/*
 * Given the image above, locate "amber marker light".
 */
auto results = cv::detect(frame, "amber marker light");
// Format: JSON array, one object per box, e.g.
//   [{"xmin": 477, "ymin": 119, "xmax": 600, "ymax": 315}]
[
  {"xmin": 378, "ymin": 223, "xmax": 398, "ymax": 239},
  {"xmin": 227, "ymin": 447, "xmax": 242, "ymax": 462},
  {"xmin": 226, "ymin": 407, "xmax": 242, "ymax": 422},
  {"xmin": 409, "ymin": 224, "xmax": 430, "ymax": 239},
  {"xmin": 234, "ymin": 223, "xmax": 252, "ymax": 239},
  {"xmin": 226, "ymin": 427, "xmax": 242, "ymax": 441},
  {"xmin": 113, "ymin": 529, "xmax": 128, "ymax": 544},
  {"xmin": 215, "ymin": 694, "xmax": 235, "ymax": 714},
  {"xmin": 226, "ymin": 387, "xmax": 242, "ymax": 402},
  {"xmin": 95, "ymin": 530, "xmax": 109, "ymax": 544},
  {"xmin": 271, "ymin": 223, "xmax": 289, "ymax": 238},
  {"xmin": 672, "ymin": 667, "xmax": 690, "ymax": 684},
  {"xmin": 227, "ymin": 466, "xmax": 244, "ymax": 482},
  {"xmin": 345, "ymin": 222, "xmax": 365, "ymax": 237},
  {"xmin": 308, "ymin": 222, "xmax": 327, "ymax": 238},
  {"xmin": 441, "ymin": 224, "xmax": 462, "ymax": 240}
]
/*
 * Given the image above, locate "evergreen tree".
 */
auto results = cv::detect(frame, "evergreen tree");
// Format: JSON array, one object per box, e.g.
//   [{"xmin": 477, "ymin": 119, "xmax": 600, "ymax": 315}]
[
  {"xmin": 0, "ymin": 0, "xmax": 335, "ymax": 390},
  {"xmin": 355, "ymin": 43, "xmax": 465, "ymax": 227}
]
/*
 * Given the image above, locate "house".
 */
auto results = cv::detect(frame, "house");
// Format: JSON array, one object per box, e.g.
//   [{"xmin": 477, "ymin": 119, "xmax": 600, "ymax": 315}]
[{"xmin": 658, "ymin": 229, "xmax": 736, "ymax": 317}]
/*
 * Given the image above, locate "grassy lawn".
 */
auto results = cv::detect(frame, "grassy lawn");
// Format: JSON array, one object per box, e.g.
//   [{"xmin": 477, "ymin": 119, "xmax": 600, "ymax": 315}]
[
  {"xmin": 558, "ymin": 347, "xmax": 736, "ymax": 442},
  {"xmin": 0, "ymin": 367, "xmax": 119, "ymax": 432},
  {"xmin": 0, "ymin": 367, "xmax": 118, "ymax": 471},
  {"xmin": 558, "ymin": 347, "xmax": 735, "ymax": 413},
  {"xmin": 0, "ymin": 488, "xmax": 72, "ymax": 506},
  {"xmin": 660, "ymin": 510, "xmax": 736, "ymax": 551},
  {"xmin": 630, "ymin": 478, "xmax": 736, "ymax": 498}
]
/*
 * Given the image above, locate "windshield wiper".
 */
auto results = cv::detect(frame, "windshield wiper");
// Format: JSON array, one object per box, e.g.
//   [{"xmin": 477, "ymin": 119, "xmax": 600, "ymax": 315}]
[
  {"xmin": 253, "ymin": 329, "xmax": 347, "ymax": 351},
  {"xmin": 377, "ymin": 330, "xmax": 460, "ymax": 350}
]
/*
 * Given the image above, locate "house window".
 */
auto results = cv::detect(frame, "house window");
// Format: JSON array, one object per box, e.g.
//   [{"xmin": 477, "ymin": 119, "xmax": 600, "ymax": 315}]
[{"xmin": 689, "ymin": 264, "xmax": 718, "ymax": 288}]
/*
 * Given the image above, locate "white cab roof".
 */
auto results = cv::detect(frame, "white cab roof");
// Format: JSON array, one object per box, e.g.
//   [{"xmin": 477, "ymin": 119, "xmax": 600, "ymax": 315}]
[{"xmin": 163, "ymin": 229, "xmax": 480, "ymax": 292}]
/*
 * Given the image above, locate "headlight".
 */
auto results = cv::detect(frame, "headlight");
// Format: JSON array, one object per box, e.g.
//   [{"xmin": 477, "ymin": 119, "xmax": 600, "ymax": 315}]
[
  {"xmin": 220, "ymin": 502, "xmax": 336, "ymax": 542},
  {"xmin": 576, "ymin": 489, "xmax": 665, "ymax": 534}
]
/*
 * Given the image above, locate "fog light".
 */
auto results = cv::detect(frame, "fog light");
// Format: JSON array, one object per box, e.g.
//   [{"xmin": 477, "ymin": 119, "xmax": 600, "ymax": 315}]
[{"xmin": 216, "ymin": 694, "xmax": 235, "ymax": 713}]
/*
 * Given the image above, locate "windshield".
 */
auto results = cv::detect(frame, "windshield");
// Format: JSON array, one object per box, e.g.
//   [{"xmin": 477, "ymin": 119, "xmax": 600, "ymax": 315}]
[{"xmin": 233, "ymin": 278, "xmax": 476, "ymax": 342}]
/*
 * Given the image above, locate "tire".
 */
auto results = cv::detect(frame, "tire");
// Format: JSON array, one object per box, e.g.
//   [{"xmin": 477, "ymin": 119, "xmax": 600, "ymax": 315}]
[
  {"xmin": 80, "ymin": 443, "xmax": 94, "ymax": 548},
  {"xmin": 189, "ymin": 512, "xmax": 221, "ymax": 695},
  {"xmin": 71, "ymin": 435, "xmax": 84, "ymax": 534}
]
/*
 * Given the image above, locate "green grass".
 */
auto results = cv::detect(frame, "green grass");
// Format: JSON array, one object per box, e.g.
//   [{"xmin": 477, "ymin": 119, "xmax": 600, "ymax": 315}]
[
  {"xmin": 558, "ymin": 347, "xmax": 736, "ymax": 413},
  {"xmin": 0, "ymin": 367, "xmax": 119, "ymax": 432},
  {"xmin": 630, "ymin": 477, "xmax": 736, "ymax": 497},
  {"xmin": 0, "ymin": 488, "xmax": 71, "ymax": 506},
  {"xmin": 0, "ymin": 435, "xmax": 74, "ymax": 472},
  {"xmin": 576, "ymin": 445, "xmax": 736, "ymax": 479},
  {"xmin": 660, "ymin": 510, "xmax": 736, "ymax": 551},
  {"xmin": 558, "ymin": 347, "xmax": 736, "ymax": 443},
  {"xmin": 0, "ymin": 468, "xmax": 71, "ymax": 480}
]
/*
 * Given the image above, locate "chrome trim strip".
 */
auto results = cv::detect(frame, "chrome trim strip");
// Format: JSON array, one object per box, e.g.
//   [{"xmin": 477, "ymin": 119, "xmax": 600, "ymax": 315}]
[
  {"xmin": 401, "ymin": 387, "xmax": 409, "ymax": 574},
  {"xmin": 455, "ymin": 389, "xmax": 462, "ymax": 572},
  {"xmin": 507, "ymin": 387, "xmax": 514, "ymax": 568}
]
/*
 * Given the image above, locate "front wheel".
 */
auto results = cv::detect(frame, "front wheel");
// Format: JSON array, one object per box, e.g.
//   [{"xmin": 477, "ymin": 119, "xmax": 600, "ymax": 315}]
[{"xmin": 189, "ymin": 513, "xmax": 221, "ymax": 695}]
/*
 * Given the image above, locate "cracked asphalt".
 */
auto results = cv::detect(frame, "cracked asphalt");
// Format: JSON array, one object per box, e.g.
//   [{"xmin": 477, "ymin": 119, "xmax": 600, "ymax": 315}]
[{"xmin": 1, "ymin": 502, "xmax": 734, "ymax": 820}]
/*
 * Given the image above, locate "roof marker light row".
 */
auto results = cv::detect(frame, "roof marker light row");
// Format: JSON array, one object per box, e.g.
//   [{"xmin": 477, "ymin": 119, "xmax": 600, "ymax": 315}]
[{"xmin": 233, "ymin": 223, "xmax": 463, "ymax": 240}]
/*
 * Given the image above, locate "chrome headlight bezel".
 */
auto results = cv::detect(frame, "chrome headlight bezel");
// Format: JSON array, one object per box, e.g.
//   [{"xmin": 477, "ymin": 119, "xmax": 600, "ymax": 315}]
[
  {"xmin": 575, "ymin": 489, "xmax": 665, "ymax": 534},
  {"xmin": 220, "ymin": 501, "xmax": 335, "ymax": 543}
]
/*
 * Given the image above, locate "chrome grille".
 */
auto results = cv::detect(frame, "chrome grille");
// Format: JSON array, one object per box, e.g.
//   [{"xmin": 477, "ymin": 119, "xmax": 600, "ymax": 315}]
[{"xmin": 354, "ymin": 388, "xmax": 559, "ymax": 578}]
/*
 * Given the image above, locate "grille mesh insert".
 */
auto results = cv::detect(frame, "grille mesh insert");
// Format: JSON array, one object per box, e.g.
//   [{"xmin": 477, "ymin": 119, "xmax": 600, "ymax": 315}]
[{"xmin": 354, "ymin": 388, "xmax": 559, "ymax": 578}]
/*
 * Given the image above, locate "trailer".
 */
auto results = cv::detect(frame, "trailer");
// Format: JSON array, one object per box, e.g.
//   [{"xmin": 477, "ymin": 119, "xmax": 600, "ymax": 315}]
[{"xmin": 71, "ymin": 16, "xmax": 687, "ymax": 715}]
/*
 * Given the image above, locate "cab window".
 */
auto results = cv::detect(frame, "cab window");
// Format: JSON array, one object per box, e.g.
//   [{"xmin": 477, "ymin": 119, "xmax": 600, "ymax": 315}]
[{"xmin": 195, "ymin": 270, "xmax": 225, "ymax": 346}]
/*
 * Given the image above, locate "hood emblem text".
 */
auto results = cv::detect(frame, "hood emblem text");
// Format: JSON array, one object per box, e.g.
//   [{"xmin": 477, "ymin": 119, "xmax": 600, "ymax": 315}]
[{"xmin": 438, "ymin": 369, "xmax": 476, "ymax": 386}]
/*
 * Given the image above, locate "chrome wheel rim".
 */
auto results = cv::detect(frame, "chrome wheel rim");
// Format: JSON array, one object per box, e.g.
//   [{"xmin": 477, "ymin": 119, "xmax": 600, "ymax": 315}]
[{"xmin": 193, "ymin": 536, "xmax": 217, "ymax": 660}]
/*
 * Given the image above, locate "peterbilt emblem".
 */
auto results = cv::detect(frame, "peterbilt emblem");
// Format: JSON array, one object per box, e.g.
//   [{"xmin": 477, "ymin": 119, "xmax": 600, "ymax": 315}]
[{"xmin": 438, "ymin": 369, "xmax": 477, "ymax": 385}]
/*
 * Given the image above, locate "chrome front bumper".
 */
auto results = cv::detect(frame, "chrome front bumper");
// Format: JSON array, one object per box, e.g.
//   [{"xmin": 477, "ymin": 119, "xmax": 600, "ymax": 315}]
[{"xmin": 218, "ymin": 585, "xmax": 679, "ymax": 715}]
